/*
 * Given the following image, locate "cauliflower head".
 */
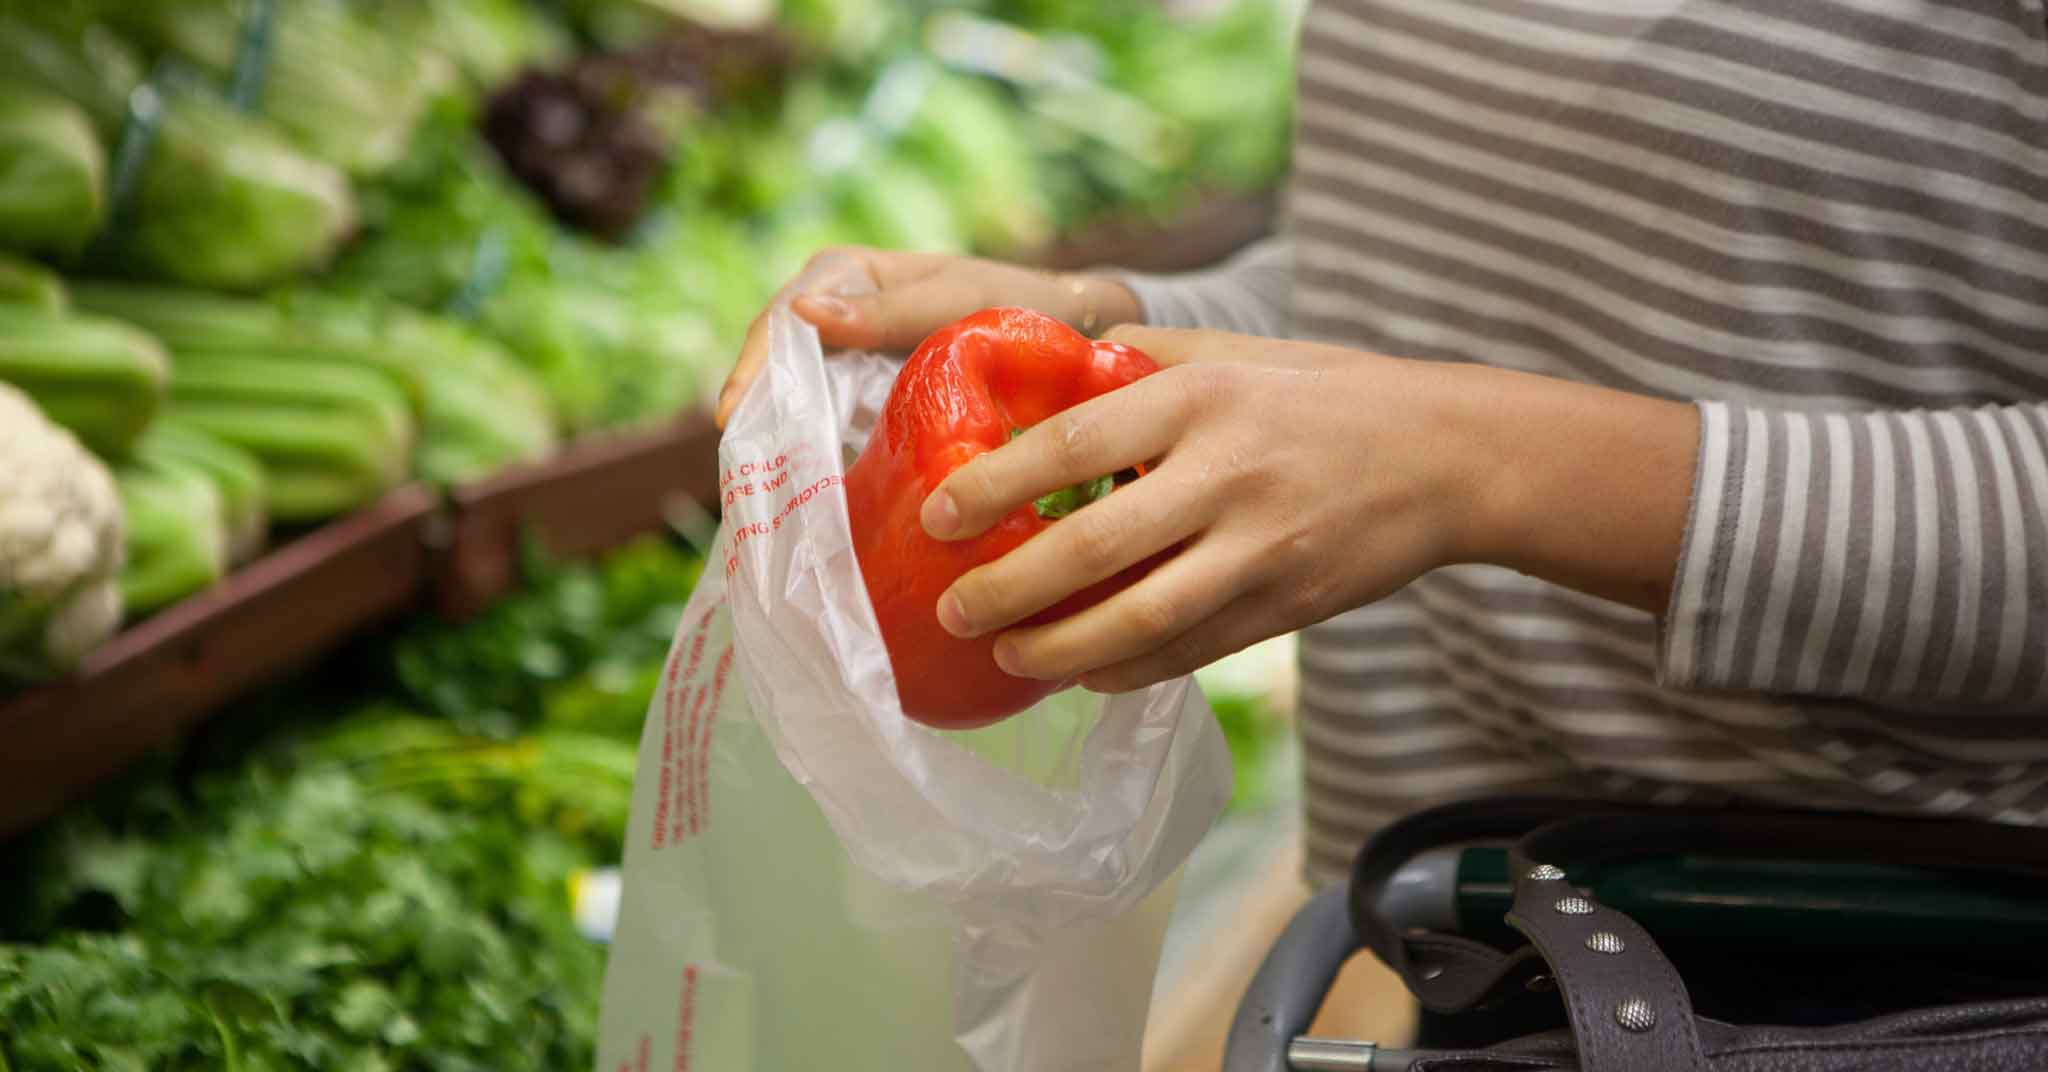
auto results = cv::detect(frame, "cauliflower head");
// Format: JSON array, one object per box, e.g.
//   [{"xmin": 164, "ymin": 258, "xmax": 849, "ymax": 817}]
[{"xmin": 0, "ymin": 381, "xmax": 124, "ymax": 680}]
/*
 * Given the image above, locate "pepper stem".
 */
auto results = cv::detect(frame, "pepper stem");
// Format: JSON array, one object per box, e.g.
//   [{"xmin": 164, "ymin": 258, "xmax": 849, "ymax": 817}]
[
  {"xmin": 1035, "ymin": 474, "xmax": 1116, "ymax": 519},
  {"xmin": 1013, "ymin": 427, "xmax": 1119, "ymax": 520}
]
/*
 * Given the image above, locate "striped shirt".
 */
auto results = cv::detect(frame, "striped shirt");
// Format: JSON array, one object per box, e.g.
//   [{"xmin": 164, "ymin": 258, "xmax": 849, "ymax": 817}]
[{"xmin": 1119, "ymin": 0, "xmax": 2048, "ymax": 888}]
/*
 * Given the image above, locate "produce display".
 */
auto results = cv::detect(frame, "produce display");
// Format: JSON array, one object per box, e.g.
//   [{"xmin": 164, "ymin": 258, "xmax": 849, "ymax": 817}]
[
  {"xmin": 0, "ymin": 532, "xmax": 1292, "ymax": 1068},
  {"xmin": 0, "ymin": 538, "xmax": 692, "ymax": 1070},
  {"xmin": 68, "ymin": 284, "xmax": 561, "ymax": 489},
  {"xmin": 0, "ymin": 0, "xmax": 1295, "ymax": 677},
  {"xmin": 0, "ymin": 14, "xmax": 358, "ymax": 291},
  {"xmin": 97, "ymin": 0, "xmax": 452, "ymax": 179},
  {"xmin": 848, "ymin": 306, "xmax": 1163, "ymax": 729},
  {"xmin": 164, "ymin": 351, "xmax": 416, "ymax": 524}
]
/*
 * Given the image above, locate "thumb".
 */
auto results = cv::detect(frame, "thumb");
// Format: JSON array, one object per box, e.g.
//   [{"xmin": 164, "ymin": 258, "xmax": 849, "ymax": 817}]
[{"xmin": 1100, "ymin": 324, "xmax": 1234, "ymax": 367}]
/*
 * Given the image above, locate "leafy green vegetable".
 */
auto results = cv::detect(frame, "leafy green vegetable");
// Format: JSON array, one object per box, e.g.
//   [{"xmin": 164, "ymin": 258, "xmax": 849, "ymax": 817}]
[
  {"xmin": 388, "ymin": 317, "xmax": 561, "ymax": 486},
  {"xmin": 1121, "ymin": 0, "xmax": 1298, "ymax": 194},
  {"xmin": 0, "ymin": 535, "xmax": 706, "ymax": 1068},
  {"xmin": 385, "ymin": 536, "xmax": 701, "ymax": 738},
  {"xmin": 0, "ymin": 79, "xmax": 104, "ymax": 256},
  {"xmin": 0, "ymin": 252, "xmax": 67, "ymax": 311},
  {"xmin": 0, "ymin": 767, "xmax": 608, "ymax": 1071},
  {"xmin": 134, "ymin": 418, "xmax": 269, "ymax": 567},
  {"xmin": 70, "ymin": 283, "xmax": 561, "ymax": 487},
  {"xmin": 115, "ymin": 461, "xmax": 229, "ymax": 615},
  {"xmin": 0, "ymin": 304, "xmax": 171, "ymax": 459},
  {"xmin": 331, "ymin": 110, "xmax": 733, "ymax": 431},
  {"xmin": 384, "ymin": 0, "xmax": 575, "ymax": 90},
  {"xmin": 98, "ymin": 0, "xmax": 455, "ymax": 177},
  {"xmin": 898, "ymin": 69, "xmax": 1054, "ymax": 253},
  {"xmin": 165, "ymin": 350, "xmax": 417, "ymax": 523},
  {"xmin": 0, "ymin": 936, "xmax": 207, "ymax": 1070},
  {"xmin": 121, "ymin": 85, "xmax": 359, "ymax": 292},
  {"xmin": 0, "ymin": 14, "xmax": 359, "ymax": 292}
]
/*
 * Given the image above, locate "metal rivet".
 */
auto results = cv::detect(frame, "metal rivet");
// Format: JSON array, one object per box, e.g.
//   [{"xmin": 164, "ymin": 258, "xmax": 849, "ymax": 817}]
[
  {"xmin": 1615, "ymin": 997, "xmax": 1657, "ymax": 1032},
  {"xmin": 1586, "ymin": 931, "xmax": 1626, "ymax": 955},
  {"xmin": 1527, "ymin": 863, "xmax": 1567, "ymax": 881},
  {"xmin": 1554, "ymin": 895, "xmax": 1596, "ymax": 915},
  {"xmin": 1525, "ymin": 973, "xmax": 1555, "ymax": 993}
]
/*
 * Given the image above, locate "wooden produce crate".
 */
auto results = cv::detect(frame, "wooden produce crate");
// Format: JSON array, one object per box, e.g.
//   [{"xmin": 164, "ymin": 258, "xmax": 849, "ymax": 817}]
[{"xmin": 0, "ymin": 486, "xmax": 439, "ymax": 840}]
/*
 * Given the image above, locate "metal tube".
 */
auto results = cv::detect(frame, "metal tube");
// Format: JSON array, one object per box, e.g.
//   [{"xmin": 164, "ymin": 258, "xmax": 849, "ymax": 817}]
[
  {"xmin": 1286, "ymin": 1040, "xmax": 1447, "ymax": 1071},
  {"xmin": 1286, "ymin": 1038, "xmax": 1379, "ymax": 1070}
]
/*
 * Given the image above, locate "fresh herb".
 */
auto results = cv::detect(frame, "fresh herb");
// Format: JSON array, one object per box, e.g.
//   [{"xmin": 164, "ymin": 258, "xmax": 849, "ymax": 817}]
[{"xmin": 0, "ymin": 535, "xmax": 705, "ymax": 1070}]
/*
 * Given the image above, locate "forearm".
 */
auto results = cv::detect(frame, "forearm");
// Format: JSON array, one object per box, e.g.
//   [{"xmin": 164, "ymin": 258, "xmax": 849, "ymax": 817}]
[
  {"xmin": 1446, "ymin": 367, "xmax": 2048, "ymax": 708},
  {"xmin": 1445, "ymin": 365, "xmax": 1701, "ymax": 616}
]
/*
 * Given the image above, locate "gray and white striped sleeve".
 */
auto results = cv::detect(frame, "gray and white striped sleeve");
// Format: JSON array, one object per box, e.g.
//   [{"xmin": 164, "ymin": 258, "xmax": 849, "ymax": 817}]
[
  {"xmin": 1659, "ymin": 400, "xmax": 2048, "ymax": 710},
  {"xmin": 1114, "ymin": 236, "xmax": 1295, "ymax": 339}
]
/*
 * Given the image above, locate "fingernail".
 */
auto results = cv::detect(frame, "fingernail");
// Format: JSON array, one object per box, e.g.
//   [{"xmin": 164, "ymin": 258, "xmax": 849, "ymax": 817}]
[
  {"xmin": 993, "ymin": 637, "xmax": 1023, "ymax": 675},
  {"xmin": 922, "ymin": 490, "xmax": 960, "ymax": 538},
  {"xmin": 938, "ymin": 592, "xmax": 972, "ymax": 638}
]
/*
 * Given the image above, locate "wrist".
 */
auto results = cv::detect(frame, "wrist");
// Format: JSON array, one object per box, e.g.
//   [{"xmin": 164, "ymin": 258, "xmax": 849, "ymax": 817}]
[
  {"xmin": 1051, "ymin": 273, "xmax": 1145, "ymax": 336},
  {"xmin": 1426, "ymin": 363, "xmax": 1528, "ymax": 570},
  {"xmin": 1439, "ymin": 365, "xmax": 1701, "ymax": 612}
]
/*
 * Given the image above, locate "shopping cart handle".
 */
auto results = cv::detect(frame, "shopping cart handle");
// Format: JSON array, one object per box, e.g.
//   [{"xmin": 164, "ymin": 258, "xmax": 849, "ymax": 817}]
[{"xmin": 1223, "ymin": 883, "xmax": 1363, "ymax": 1072}]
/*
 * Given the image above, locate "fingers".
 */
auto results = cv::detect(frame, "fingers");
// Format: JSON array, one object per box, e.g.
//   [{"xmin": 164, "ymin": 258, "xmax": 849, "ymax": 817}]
[
  {"xmin": 987, "ymin": 534, "xmax": 1261, "ymax": 681},
  {"xmin": 936, "ymin": 460, "xmax": 1218, "ymax": 639},
  {"xmin": 1100, "ymin": 324, "xmax": 1244, "ymax": 367},
  {"xmin": 1074, "ymin": 592, "xmax": 1281, "ymax": 694},
  {"xmin": 716, "ymin": 308, "xmax": 775, "ymax": 428},
  {"xmin": 717, "ymin": 269, "xmax": 848, "ymax": 428},
  {"xmin": 923, "ymin": 369, "xmax": 1203, "ymax": 541},
  {"xmin": 793, "ymin": 271, "xmax": 997, "ymax": 354},
  {"xmin": 715, "ymin": 248, "xmax": 982, "ymax": 429}
]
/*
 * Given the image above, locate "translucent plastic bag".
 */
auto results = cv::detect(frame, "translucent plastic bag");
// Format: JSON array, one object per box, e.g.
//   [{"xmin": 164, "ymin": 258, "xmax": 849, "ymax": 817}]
[{"xmin": 594, "ymin": 255, "xmax": 1234, "ymax": 1071}]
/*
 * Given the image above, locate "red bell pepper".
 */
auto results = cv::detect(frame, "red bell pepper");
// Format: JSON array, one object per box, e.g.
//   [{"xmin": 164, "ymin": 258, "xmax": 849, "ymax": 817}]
[{"xmin": 845, "ymin": 307, "xmax": 1161, "ymax": 730}]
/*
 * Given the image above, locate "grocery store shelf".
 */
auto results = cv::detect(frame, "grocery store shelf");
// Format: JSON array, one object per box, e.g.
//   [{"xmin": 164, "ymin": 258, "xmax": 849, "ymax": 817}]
[
  {"xmin": 0, "ymin": 484, "xmax": 440, "ymax": 841},
  {"xmin": 0, "ymin": 411, "xmax": 729, "ymax": 841},
  {"xmin": 434, "ymin": 409, "xmax": 723, "ymax": 619}
]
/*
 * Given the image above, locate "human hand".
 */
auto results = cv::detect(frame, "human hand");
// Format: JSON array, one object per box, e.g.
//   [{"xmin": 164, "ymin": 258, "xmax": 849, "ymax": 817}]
[
  {"xmin": 713, "ymin": 246, "xmax": 1143, "ymax": 428},
  {"xmin": 916, "ymin": 326, "xmax": 1699, "ymax": 692}
]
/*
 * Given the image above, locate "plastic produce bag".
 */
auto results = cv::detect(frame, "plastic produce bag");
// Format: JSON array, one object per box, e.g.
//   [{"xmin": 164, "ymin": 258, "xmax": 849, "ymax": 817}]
[{"xmin": 595, "ymin": 255, "xmax": 1233, "ymax": 1071}]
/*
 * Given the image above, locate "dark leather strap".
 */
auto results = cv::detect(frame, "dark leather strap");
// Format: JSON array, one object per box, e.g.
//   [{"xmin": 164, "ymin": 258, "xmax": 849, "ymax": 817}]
[
  {"xmin": 1505, "ymin": 839, "xmax": 1710, "ymax": 1072},
  {"xmin": 1339, "ymin": 798, "xmax": 2048, "ymax": 1072},
  {"xmin": 1402, "ymin": 933, "xmax": 1546, "ymax": 1014},
  {"xmin": 1347, "ymin": 796, "xmax": 1638, "ymax": 1013}
]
